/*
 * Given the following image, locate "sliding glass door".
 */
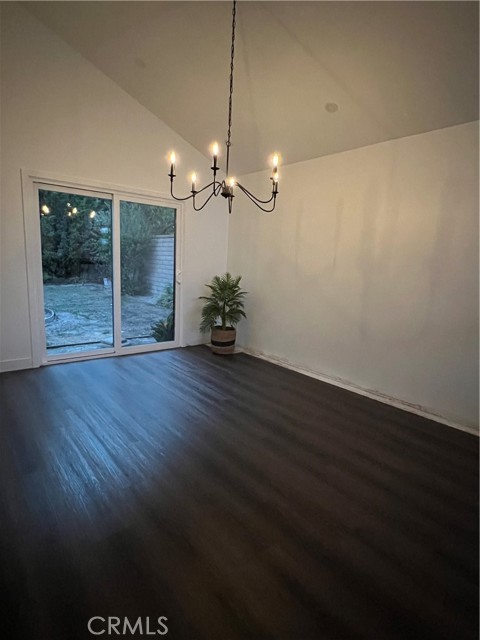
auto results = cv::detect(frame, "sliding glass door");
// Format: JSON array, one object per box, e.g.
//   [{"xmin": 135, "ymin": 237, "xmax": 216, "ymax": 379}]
[
  {"xmin": 36, "ymin": 184, "xmax": 179, "ymax": 362},
  {"xmin": 119, "ymin": 200, "xmax": 176, "ymax": 347},
  {"xmin": 39, "ymin": 186, "xmax": 114, "ymax": 357}
]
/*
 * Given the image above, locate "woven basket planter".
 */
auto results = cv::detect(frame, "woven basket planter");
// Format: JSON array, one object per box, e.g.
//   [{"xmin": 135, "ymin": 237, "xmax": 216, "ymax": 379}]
[{"xmin": 210, "ymin": 327, "xmax": 237, "ymax": 355}]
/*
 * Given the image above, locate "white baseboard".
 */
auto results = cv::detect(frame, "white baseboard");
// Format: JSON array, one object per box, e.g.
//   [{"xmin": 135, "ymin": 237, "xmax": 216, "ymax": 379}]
[
  {"xmin": 240, "ymin": 347, "xmax": 478, "ymax": 437},
  {"xmin": 0, "ymin": 357, "xmax": 34, "ymax": 373}
]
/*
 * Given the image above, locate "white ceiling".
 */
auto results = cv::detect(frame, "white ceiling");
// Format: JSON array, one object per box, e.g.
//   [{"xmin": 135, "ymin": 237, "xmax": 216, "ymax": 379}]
[{"xmin": 24, "ymin": 1, "xmax": 479, "ymax": 176}]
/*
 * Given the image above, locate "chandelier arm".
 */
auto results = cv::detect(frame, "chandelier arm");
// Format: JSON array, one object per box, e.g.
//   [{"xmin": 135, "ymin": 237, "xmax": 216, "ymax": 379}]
[
  {"xmin": 237, "ymin": 185, "xmax": 277, "ymax": 212},
  {"xmin": 170, "ymin": 179, "xmax": 222, "ymax": 202},
  {"xmin": 236, "ymin": 182, "xmax": 275, "ymax": 205},
  {"xmin": 193, "ymin": 180, "xmax": 223, "ymax": 197},
  {"xmin": 170, "ymin": 181, "xmax": 194, "ymax": 202},
  {"xmin": 192, "ymin": 183, "xmax": 223, "ymax": 212}
]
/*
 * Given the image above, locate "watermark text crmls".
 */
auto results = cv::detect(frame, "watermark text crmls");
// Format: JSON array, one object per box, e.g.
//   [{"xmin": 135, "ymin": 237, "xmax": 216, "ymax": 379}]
[{"xmin": 87, "ymin": 616, "xmax": 168, "ymax": 636}]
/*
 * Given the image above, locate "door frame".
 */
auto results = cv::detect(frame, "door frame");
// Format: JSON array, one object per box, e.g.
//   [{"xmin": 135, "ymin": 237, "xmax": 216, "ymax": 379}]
[{"xmin": 22, "ymin": 169, "xmax": 184, "ymax": 367}]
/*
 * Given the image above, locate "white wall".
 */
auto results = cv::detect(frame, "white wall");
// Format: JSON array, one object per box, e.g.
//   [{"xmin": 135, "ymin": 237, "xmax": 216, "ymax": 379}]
[
  {"xmin": 228, "ymin": 122, "xmax": 479, "ymax": 431},
  {"xmin": 0, "ymin": 2, "xmax": 228, "ymax": 371}
]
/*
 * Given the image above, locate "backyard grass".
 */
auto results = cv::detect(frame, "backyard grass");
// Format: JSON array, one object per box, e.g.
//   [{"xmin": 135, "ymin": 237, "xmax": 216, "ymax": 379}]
[{"xmin": 44, "ymin": 283, "xmax": 171, "ymax": 351}]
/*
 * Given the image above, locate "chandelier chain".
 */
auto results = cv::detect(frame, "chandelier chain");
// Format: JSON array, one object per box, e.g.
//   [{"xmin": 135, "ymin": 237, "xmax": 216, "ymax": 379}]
[{"xmin": 225, "ymin": 0, "xmax": 237, "ymax": 176}]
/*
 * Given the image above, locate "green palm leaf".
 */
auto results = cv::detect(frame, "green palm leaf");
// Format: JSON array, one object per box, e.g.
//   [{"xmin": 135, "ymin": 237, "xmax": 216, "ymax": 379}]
[{"xmin": 199, "ymin": 272, "xmax": 247, "ymax": 331}]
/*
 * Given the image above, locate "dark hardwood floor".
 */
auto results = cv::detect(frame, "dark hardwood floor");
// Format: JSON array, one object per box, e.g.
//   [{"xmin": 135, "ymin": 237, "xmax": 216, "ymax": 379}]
[{"xmin": 0, "ymin": 346, "xmax": 477, "ymax": 640}]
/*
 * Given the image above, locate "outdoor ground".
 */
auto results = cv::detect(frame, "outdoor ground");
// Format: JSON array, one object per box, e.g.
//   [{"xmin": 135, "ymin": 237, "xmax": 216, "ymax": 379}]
[{"xmin": 44, "ymin": 283, "xmax": 170, "ymax": 353}]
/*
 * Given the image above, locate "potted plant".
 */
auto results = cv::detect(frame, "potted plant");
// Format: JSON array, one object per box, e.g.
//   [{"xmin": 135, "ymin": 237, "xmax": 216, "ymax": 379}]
[{"xmin": 199, "ymin": 272, "xmax": 247, "ymax": 354}]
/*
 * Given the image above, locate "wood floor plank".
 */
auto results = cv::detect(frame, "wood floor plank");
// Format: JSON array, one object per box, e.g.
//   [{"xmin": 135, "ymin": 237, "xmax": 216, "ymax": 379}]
[{"xmin": 0, "ymin": 346, "xmax": 477, "ymax": 639}]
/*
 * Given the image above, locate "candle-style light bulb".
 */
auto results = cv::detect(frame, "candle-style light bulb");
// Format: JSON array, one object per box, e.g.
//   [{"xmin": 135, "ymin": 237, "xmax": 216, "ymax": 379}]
[
  {"xmin": 191, "ymin": 172, "xmax": 197, "ymax": 192},
  {"xmin": 169, "ymin": 151, "xmax": 176, "ymax": 178},
  {"xmin": 211, "ymin": 142, "xmax": 220, "ymax": 176},
  {"xmin": 89, "ymin": 210, "xmax": 96, "ymax": 219},
  {"xmin": 228, "ymin": 177, "xmax": 236, "ymax": 188},
  {"xmin": 271, "ymin": 153, "xmax": 279, "ymax": 190},
  {"xmin": 272, "ymin": 170, "xmax": 279, "ymax": 194}
]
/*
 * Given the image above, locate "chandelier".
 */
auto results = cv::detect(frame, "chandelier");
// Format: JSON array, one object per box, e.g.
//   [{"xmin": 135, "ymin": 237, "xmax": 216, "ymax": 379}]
[{"xmin": 167, "ymin": 0, "xmax": 280, "ymax": 214}]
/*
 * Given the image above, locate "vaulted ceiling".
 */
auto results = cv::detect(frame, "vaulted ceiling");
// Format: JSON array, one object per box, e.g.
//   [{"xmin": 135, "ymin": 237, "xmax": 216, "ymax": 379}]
[{"xmin": 25, "ymin": 1, "xmax": 479, "ymax": 176}]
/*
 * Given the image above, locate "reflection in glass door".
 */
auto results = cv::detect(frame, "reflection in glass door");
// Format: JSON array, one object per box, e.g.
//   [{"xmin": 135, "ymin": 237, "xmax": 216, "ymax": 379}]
[
  {"xmin": 38, "ymin": 187, "xmax": 114, "ymax": 357},
  {"xmin": 120, "ymin": 200, "xmax": 176, "ymax": 347}
]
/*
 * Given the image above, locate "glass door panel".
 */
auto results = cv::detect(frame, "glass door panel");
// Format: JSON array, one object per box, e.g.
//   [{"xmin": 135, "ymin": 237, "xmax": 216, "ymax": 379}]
[
  {"xmin": 119, "ymin": 200, "xmax": 176, "ymax": 347},
  {"xmin": 38, "ymin": 187, "xmax": 114, "ymax": 357}
]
